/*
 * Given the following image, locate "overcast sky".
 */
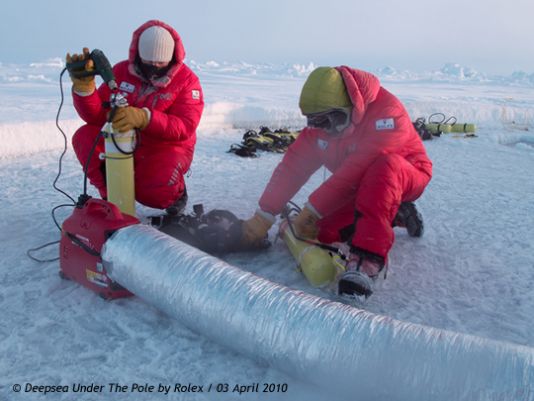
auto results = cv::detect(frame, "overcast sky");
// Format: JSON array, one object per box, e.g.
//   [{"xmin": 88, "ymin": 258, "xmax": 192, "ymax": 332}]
[{"xmin": 2, "ymin": 0, "xmax": 533, "ymax": 74}]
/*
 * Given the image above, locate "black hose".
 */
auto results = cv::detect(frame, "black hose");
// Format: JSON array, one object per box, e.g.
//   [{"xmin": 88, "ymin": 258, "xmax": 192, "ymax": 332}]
[
  {"xmin": 282, "ymin": 202, "xmax": 344, "ymax": 256},
  {"xmin": 27, "ymin": 240, "xmax": 61, "ymax": 263},
  {"xmin": 53, "ymin": 68, "xmax": 77, "ymax": 204}
]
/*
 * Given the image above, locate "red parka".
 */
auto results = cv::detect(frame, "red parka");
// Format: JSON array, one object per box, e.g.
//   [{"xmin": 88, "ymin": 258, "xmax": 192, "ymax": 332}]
[
  {"xmin": 259, "ymin": 67, "xmax": 433, "ymax": 257},
  {"xmin": 72, "ymin": 20, "xmax": 204, "ymax": 200}
]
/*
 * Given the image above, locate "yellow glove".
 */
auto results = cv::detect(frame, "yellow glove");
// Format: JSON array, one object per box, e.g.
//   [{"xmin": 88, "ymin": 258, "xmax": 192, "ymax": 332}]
[
  {"xmin": 241, "ymin": 212, "xmax": 274, "ymax": 247},
  {"xmin": 112, "ymin": 106, "xmax": 149, "ymax": 132},
  {"xmin": 292, "ymin": 207, "xmax": 319, "ymax": 239},
  {"xmin": 66, "ymin": 47, "xmax": 96, "ymax": 94}
]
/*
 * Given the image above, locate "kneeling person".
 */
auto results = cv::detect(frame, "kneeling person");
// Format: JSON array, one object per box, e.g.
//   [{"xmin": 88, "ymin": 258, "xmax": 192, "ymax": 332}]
[
  {"xmin": 67, "ymin": 20, "xmax": 204, "ymax": 213},
  {"xmin": 241, "ymin": 66, "xmax": 432, "ymax": 296}
]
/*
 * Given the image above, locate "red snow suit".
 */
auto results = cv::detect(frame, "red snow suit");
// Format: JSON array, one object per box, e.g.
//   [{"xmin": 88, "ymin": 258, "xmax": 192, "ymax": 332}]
[
  {"xmin": 259, "ymin": 67, "xmax": 432, "ymax": 259},
  {"xmin": 72, "ymin": 20, "xmax": 204, "ymax": 209}
]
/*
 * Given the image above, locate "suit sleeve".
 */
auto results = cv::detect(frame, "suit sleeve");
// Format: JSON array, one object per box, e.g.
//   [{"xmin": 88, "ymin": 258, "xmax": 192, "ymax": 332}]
[
  {"xmin": 142, "ymin": 75, "xmax": 204, "ymax": 141},
  {"xmin": 259, "ymin": 129, "xmax": 323, "ymax": 215},
  {"xmin": 72, "ymin": 83, "xmax": 111, "ymax": 126}
]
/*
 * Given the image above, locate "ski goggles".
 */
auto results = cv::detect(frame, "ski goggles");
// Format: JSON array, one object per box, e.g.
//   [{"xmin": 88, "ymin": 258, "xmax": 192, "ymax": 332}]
[{"xmin": 305, "ymin": 108, "xmax": 352, "ymax": 135}]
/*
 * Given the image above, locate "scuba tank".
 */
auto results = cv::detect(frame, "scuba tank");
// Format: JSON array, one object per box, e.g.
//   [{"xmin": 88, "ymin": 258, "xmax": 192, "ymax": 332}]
[
  {"xmin": 102, "ymin": 104, "xmax": 136, "ymax": 217},
  {"xmin": 425, "ymin": 123, "xmax": 476, "ymax": 135},
  {"xmin": 414, "ymin": 114, "xmax": 477, "ymax": 140},
  {"xmin": 279, "ymin": 220, "xmax": 337, "ymax": 288}
]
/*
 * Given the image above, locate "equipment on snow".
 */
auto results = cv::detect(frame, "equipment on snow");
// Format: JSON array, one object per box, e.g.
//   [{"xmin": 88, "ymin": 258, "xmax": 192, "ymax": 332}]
[
  {"xmin": 103, "ymin": 223, "xmax": 534, "ymax": 401},
  {"xmin": 103, "ymin": 92, "xmax": 137, "ymax": 216},
  {"xmin": 279, "ymin": 201, "xmax": 423, "ymax": 296},
  {"xmin": 279, "ymin": 203, "xmax": 344, "ymax": 289},
  {"xmin": 414, "ymin": 113, "xmax": 476, "ymax": 140},
  {"xmin": 228, "ymin": 126, "xmax": 300, "ymax": 157},
  {"xmin": 151, "ymin": 205, "xmax": 270, "ymax": 255},
  {"xmin": 425, "ymin": 122, "xmax": 477, "ymax": 135},
  {"xmin": 59, "ymin": 199, "xmax": 138, "ymax": 299},
  {"xmin": 280, "ymin": 206, "xmax": 381, "ymax": 298},
  {"xmin": 279, "ymin": 219, "xmax": 338, "ymax": 287}
]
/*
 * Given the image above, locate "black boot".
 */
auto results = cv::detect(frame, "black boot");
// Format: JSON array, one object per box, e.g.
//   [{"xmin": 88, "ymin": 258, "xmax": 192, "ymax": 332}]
[
  {"xmin": 166, "ymin": 187, "xmax": 188, "ymax": 216},
  {"xmin": 393, "ymin": 202, "xmax": 424, "ymax": 237}
]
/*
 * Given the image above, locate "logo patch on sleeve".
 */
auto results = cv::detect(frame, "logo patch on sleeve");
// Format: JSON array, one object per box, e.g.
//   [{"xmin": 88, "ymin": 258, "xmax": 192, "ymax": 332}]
[
  {"xmin": 192, "ymin": 90, "xmax": 200, "ymax": 100},
  {"xmin": 375, "ymin": 118, "xmax": 395, "ymax": 131},
  {"xmin": 119, "ymin": 81, "xmax": 135, "ymax": 93}
]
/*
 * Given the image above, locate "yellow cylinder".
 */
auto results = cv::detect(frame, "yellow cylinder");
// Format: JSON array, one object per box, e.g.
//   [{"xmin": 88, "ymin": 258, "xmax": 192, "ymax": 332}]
[
  {"xmin": 279, "ymin": 221, "xmax": 337, "ymax": 287},
  {"xmin": 450, "ymin": 123, "xmax": 476, "ymax": 133},
  {"xmin": 425, "ymin": 123, "xmax": 476, "ymax": 134},
  {"xmin": 103, "ymin": 123, "xmax": 136, "ymax": 216},
  {"xmin": 425, "ymin": 123, "xmax": 452, "ymax": 133}
]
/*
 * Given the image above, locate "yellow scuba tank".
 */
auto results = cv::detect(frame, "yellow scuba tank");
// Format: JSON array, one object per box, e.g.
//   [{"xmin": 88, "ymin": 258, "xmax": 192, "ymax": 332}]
[
  {"xmin": 103, "ymin": 122, "xmax": 136, "ymax": 216},
  {"xmin": 425, "ymin": 123, "xmax": 476, "ymax": 135},
  {"xmin": 279, "ymin": 220, "xmax": 337, "ymax": 287}
]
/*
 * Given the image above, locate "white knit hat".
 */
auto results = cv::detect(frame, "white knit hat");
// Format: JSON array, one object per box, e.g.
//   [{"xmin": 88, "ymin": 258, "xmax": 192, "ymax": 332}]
[{"xmin": 138, "ymin": 26, "xmax": 175, "ymax": 63}]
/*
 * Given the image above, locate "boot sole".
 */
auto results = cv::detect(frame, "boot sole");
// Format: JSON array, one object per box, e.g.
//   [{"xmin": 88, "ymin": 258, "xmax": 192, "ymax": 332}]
[{"xmin": 338, "ymin": 271, "xmax": 374, "ymax": 298}]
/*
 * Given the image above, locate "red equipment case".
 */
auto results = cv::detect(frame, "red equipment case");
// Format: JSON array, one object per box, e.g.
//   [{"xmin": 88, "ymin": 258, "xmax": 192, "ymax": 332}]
[{"xmin": 59, "ymin": 198, "xmax": 139, "ymax": 299}]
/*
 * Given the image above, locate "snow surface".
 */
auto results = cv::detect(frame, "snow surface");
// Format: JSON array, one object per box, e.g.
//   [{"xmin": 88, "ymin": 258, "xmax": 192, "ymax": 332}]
[{"xmin": 1, "ymin": 60, "xmax": 534, "ymax": 400}]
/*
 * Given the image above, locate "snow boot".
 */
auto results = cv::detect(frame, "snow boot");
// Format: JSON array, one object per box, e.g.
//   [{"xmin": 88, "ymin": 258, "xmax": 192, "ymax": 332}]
[
  {"xmin": 393, "ymin": 201, "xmax": 424, "ymax": 238},
  {"xmin": 338, "ymin": 248, "xmax": 385, "ymax": 298}
]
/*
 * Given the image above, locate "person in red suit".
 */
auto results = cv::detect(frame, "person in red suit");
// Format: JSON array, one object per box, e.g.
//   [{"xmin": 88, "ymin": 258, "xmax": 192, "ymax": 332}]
[
  {"xmin": 67, "ymin": 20, "xmax": 204, "ymax": 213},
  {"xmin": 241, "ymin": 66, "xmax": 433, "ymax": 296}
]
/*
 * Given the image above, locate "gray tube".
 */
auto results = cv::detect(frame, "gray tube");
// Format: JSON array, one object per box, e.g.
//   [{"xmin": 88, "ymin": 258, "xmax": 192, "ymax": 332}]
[{"xmin": 102, "ymin": 225, "xmax": 534, "ymax": 401}]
